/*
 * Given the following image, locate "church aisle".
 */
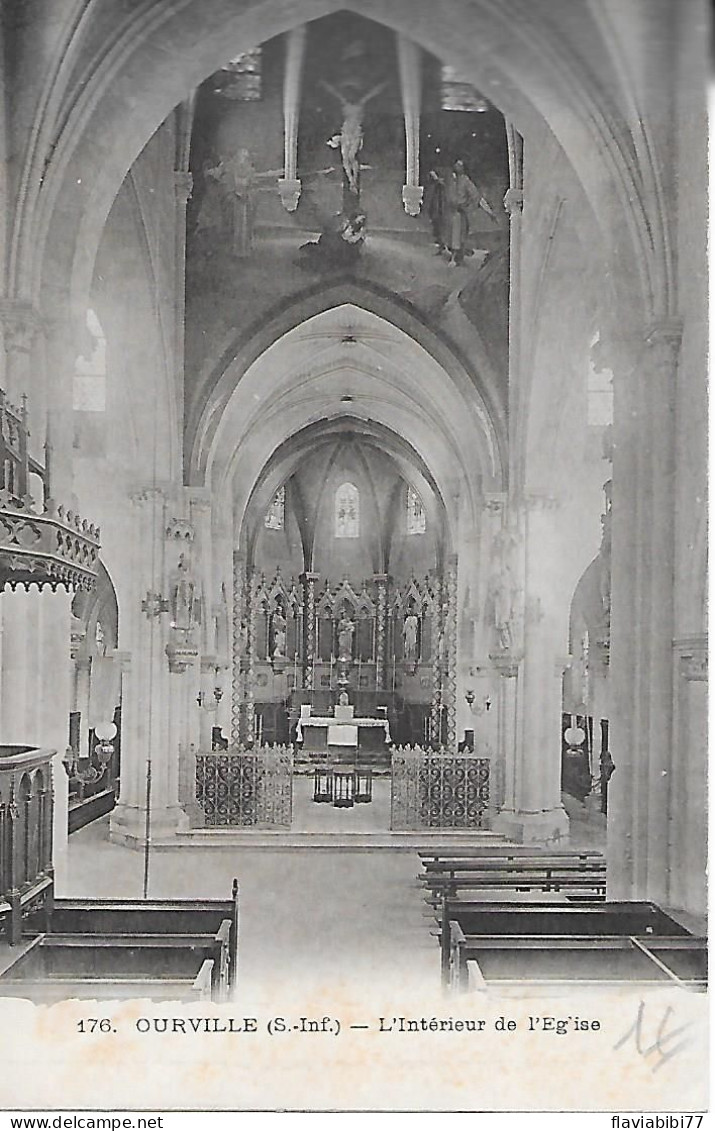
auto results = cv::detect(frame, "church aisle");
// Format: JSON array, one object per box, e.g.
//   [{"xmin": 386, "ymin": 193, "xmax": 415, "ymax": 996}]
[{"xmin": 65, "ymin": 818, "xmax": 438, "ymax": 995}]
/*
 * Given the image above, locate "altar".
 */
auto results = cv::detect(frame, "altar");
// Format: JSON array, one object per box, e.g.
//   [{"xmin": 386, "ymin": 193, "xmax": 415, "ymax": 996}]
[{"xmin": 295, "ymin": 703, "xmax": 391, "ymax": 759}]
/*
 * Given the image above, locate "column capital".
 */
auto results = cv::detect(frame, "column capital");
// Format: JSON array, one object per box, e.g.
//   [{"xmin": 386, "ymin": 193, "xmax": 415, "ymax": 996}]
[
  {"xmin": 481, "ymin": 492, "xmax": 507, "ymax": 514},
  {"xmin": 166, "ymin": 518, "xmax": 195, "ymax": 543},
  {"xmin": 128, "ymin": 482, "xmax": 172, "ymax": 506},
  {"xmin": 645, "ymin": 318, "xmax": 683, "ymax": 351},
  {"xmin": 503, "ymin": 187, "xmax": 524, "ymax": 214},
  {"xmin": 490, "ymin": 649, "xmax": 522, "ymax": 677},
  {"xmin": 299, "ymin": 571, "xmax": 320, "ymax": 584},
  {"xmin": 674, "ymin": 635, "xmax": 708, "ymax": 681},
  {"xmin": 372, "ymin": 572, "xmax": 389, "ymax": 585}
]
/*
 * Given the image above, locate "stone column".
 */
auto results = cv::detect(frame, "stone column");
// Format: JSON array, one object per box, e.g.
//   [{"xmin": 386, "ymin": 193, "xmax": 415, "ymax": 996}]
[
  {"xmin": 490, "ymin": 651, "xmax": 520, "ymax": 815},
  {"xmin": 397, "ymin": 36, "xmax": 423, "ymax": 216},
  {"xmin": 109, "ymin": 486, "xmax": 179, "ymax": 850},
  {"xmin": 373, "ymin": 573, "xmax": 388, "ymax": 689},
  {"xmin": 0, "ymin": 584, "xmax": 72, "ymax": 888},
  {"xmin": 231, "ymin": 551, "xmax": 245, "ymax": 745},
  {"xmin": 173, "ymin": 170, "xmax": 193, "ymax": 394},
  {"xmin": 300, "ymin": 572, "xmax": 319, "ymax": 691},
  {"xmin": 669, "ymin": 638, "xmax": 707, "ymax": 916},
  {"xmin": 443, "ymin": 555, "xmax": 459, "ymax": 749},
  {"xmin": 278, "ymin": 26, "xmax": 307, "ymax": 212},
  {"xmin": 607, "ymin": 322, "xmax": 682, "ymax": 903},
  {"xmin": 429, "ymin": 575, "xmax": 444, "ymax": 745}
]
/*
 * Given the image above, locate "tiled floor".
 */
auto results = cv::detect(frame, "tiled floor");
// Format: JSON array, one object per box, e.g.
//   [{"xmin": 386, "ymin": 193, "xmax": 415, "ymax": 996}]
[{"xmin": 65, "ymin": 817, "xmax": 438, "ymax": 994}]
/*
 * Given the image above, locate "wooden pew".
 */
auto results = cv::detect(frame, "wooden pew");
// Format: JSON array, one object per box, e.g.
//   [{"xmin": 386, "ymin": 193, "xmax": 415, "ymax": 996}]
[
  {"xmin": 420, "ymin": 852, "xmax": 606, "ymax": 901},
  {"xmin": 1, "ymin": 879, "xmax": 240, "ymax": 1003},
  {"xmin": 437, "ymin": 900, "xmax": 706, "ymax": 992}
]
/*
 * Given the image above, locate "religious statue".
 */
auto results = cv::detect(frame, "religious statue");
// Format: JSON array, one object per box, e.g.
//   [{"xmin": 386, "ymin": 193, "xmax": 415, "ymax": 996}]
[
  {"xmin": 197, "ymin": 149, "xmax": 282, "ymax": 257},
  {"xmin": 444, "ymin": 159, "xmax": 497, "ymax": 265},
  {"xmin": 336, "ymin": 610, "xmax": 355, "ymax": 659},
  {"xmin": 403, "ymin": 611, "xmax": 419, "ymax": 663},
  {"xmin": 320, "ymin": 80, "xmax": 387, "ymax": 197},
  {"xmin": 490, "ymin": 559, "xmax": 518, "ymax": 652},
  {"xmin": 170, "ymin": 554, "xmax": 196, "ymax": 634},
  {"xmin": 271, "ymin": 608, "xmax": 287, "ymax": 659}
]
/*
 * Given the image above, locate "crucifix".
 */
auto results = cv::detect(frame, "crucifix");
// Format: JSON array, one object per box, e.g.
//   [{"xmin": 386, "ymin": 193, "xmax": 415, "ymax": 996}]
[{"xmin": 320, "ymin": 79, "xmax": 386, "ymax": 205}]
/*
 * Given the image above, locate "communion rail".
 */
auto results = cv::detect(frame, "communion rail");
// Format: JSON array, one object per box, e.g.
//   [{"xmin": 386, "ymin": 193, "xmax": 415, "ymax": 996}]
[
  {"xmin": 179, "ymin": 743, "xmax": 293, "ymax": 828},
  {"xmin": 390, "ymin": 746, "xmax": 490, "ymax": 831}
]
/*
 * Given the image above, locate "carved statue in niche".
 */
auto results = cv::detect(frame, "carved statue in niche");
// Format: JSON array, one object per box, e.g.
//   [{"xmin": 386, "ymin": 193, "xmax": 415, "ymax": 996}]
[
  {"xmin": 336, "ymin": 608, "xmax": 355, "ymax": 660},
  {"xmin": 488, "ymin": 526, "xmax": 521, "ymax": 653},
  {"xmin": 403, "ymin": 610, "xmax": 419, "ymax": 663},
  {"xmin": 170, "ymin": 553, "xmax": 197, "ymax": 634},
  {"xmin": 271, "ymin": 607, "xmax": 287, "ymax": 659},
  {"xmin": 320, "ymin": 80, "xmax": 386, "ymax": 198}
]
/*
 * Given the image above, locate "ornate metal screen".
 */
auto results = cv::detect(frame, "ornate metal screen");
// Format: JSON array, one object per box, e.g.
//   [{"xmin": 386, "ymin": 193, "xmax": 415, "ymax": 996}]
[
  {"xmin": 180, "ymin": 744, "xmax": 293, "ymax": 828},
  {"xmin": 390, "ymin": 746, "xmax": 490, "ymax": 829}
]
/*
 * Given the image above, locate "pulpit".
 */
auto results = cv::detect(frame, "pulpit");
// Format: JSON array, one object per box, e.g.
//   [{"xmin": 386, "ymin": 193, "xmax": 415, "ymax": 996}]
[{"xmin": 0, "ymin": 746, "xmax": 55, "ymax": 944}]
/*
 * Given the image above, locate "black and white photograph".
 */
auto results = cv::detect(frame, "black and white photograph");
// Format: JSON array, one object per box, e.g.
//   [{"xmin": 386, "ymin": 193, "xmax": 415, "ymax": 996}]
[{"xmin": 0, "ymin": 0, "xmax": 708, "ymax": 1117}]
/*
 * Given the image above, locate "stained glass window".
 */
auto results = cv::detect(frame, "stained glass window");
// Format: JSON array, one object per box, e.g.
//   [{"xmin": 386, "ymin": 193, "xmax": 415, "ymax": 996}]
[
  {"xmin": 264, "ymin": 486, "xmax": 285, "ymax": 530},
  {"xmin": 441, "ymin": 64, "xmax": 488, "ymax": 112},
  {"xmin": 215, "ymin": 48, "xmax": 262, "ymax": 101},
  {"xmin": 406, "ymin": 485, "xmax": 426, "ymax": 535},
  {"xmin": 335, "ymin": 482, "xmax": 359, "ymax": 538},
  {"xmin": 73, "ymin": 308, "xmax": 106, "ymax": 411}
]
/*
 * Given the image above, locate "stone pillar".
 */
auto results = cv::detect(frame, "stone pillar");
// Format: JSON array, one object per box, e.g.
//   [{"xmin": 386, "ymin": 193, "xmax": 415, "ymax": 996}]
[
  {"xmin": 504, "ymin": 126, "xmax": 524, "ymax": 490},
  {"xmin": 231, "ymin": 551, "xmax": 245, "ymax": 745},
  {"xmin": 300, "ymin": 572, "xmax": 319, "ymax": 691},
  {"xmin": 429, "ymin": 574, "xmax": 444, "ymax": 745},
  {"xmin": 373, "ymin": 573, "xmax": 388, "ymax": 689},
  {"xmin": 607, "ymin": 322, "xmax": 682, "ymax": 903},
  {"xmin": 109, "ymin": 486, "xmax": 179, "ymax": 850},
  {"xmin": 397, "ymin": 35, "xmax": 423, "ymax": 216},
  {"xmin": 74, "ymin": 655, "xmax": 92, "ymax": 759},
  {"xmin": 278, "ymin": 26, "xmax": 307, "ymax": 212},
  {"xmin": 173, "ymin": 170, "xmax": 193, "ymax": 392},
  {"xmin": 491, "ymin": 651, "xmax": 520, "ymax": 814},
  {"xmin": 0, "ymin": 584, "xmax": 72, "ymax": 888},
  {"xmin": 669, "ymin": 638, "xmax": 707, "ymax": 916},
  {"xmin": 443, "ymin": 555, "xmax": 459, "ymax": 750}
]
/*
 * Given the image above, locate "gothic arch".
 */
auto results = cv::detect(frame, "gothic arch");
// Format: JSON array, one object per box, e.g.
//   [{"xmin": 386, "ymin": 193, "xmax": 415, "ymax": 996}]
[
  {"xmin": 188, "ymin": 281, "xmax": 506, "ymax": 487},
  {"xmin": 12, "ymin": 0, "xmax": 668, "ymax": 350}
]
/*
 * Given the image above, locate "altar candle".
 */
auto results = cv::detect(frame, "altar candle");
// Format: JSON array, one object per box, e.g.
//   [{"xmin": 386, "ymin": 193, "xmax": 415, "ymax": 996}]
[
  {"xmin": 330, "ymin": 653, "xmax": 334, "ymax": 688},
  {"xmin": 293, "ymin": 651, "xmax": 298, "ymax": 688},
  {"xmin": 358, "ymin": 656, "xmax": 362, "ymax": 685},
  {"xmin": 392, "ymin": 654, "xmax": 397, "ymax": 693}
]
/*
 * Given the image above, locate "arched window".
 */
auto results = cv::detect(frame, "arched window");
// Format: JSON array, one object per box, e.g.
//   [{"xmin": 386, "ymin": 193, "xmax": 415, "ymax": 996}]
[
  {"xmin": 406, "ymin": 485, "xmax": 426, "ymax": 535},
  {"xmin": 73, "ymin": 308, "xmax": 107, "ymax": 411},
  {"xmin": 335, "ymin": 482, "xmax": 359, "ymax": 538},
  {"xmin": 264, "ymin": 486, "xmax": 285, "ymax": 531}
]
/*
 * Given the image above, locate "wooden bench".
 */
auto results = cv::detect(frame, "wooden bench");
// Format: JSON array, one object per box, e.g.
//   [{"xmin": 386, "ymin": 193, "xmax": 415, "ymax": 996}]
[
  {"xmin": 436, "ymin": 900, "xmax": 706, "ymax": 992},
  {"xmin": 0, "ymin": 880, "xmax": 239, "ymax": 1003},
  {"xmin": 419, "ymin": 852, "xmax": 606, "ymax": 901}
]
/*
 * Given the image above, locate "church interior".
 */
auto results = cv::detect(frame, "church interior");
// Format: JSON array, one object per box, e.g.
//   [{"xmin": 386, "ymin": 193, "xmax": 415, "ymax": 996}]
[{"xmin": 0, "ymin": 0, "xmax": 708, "ymax": 1003}]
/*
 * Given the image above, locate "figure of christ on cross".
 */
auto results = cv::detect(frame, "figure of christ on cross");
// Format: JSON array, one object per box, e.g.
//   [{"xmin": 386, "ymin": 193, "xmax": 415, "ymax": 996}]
[{"xmin": 320, "ymin": 79, "xmax": 387, "ymax": 200}]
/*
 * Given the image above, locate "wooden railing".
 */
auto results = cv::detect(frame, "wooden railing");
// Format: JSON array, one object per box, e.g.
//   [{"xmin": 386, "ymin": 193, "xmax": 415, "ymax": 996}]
[
  {"xmin": 0, "ymin": 746, "xmax": 55, "ymax": 944},
  {"xmin": 0, "ymin": 385, "xmax": 100, "ymax": 591}
]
